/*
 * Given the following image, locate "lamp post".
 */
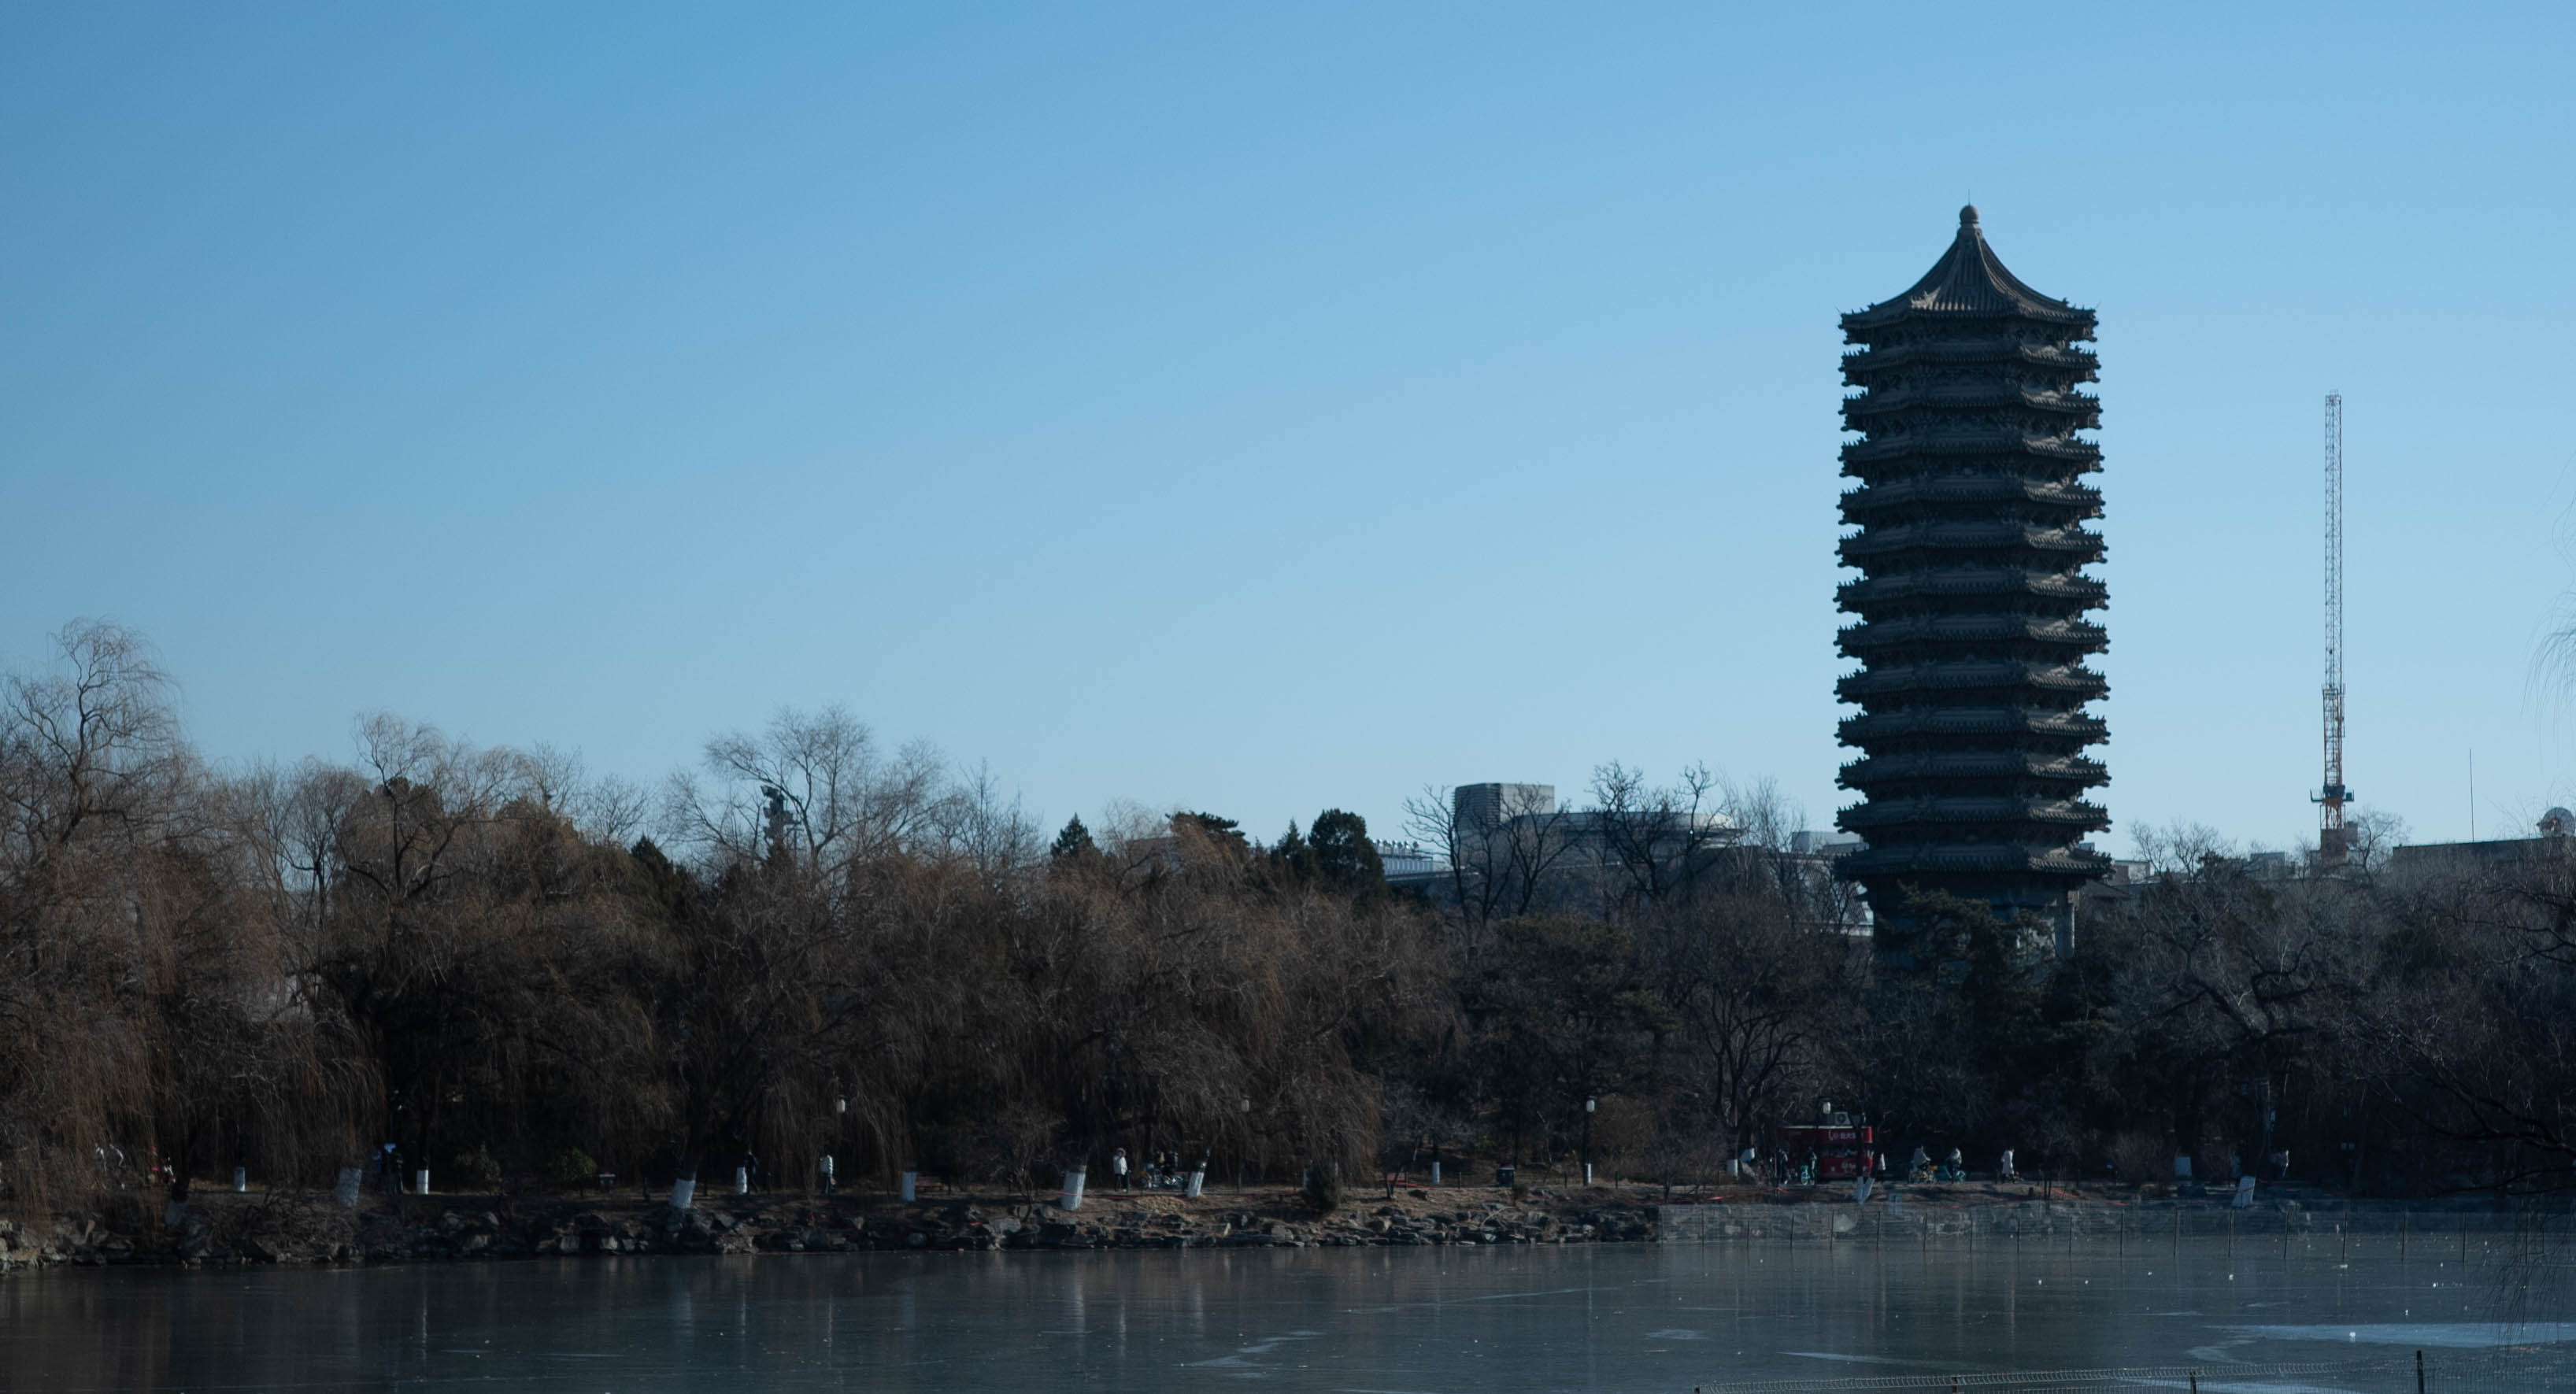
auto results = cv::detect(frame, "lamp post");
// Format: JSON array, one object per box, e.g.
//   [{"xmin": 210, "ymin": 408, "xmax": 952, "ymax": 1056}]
[{"xmin": 1582, "ymin": 1096, "xmax": 1597, "ymax": 1187}]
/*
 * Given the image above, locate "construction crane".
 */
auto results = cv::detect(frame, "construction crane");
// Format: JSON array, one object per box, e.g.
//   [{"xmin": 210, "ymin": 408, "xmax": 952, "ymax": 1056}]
[{"xmin": 2316, "ymin": 392, "xmax": 2352, "ymax": 865}]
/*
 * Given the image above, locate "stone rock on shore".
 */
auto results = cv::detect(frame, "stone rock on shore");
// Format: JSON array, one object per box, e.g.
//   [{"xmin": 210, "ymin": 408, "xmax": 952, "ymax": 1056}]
[{"xmin": 0, "ymin": 1188, "xmax": 1670, "ymax": 1270}]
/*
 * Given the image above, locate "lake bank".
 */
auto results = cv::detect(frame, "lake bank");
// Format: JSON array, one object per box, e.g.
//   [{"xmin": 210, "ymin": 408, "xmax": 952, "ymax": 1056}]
[
  {"xmin": 1, "ymin": 1182, "xmax": 1656, "ymax": 1270},
  {"xmin": 1658, "ymin": 1187, "xmax": 2570, "ymax": 1242},
  {"xmin": 5, "ymin": 1178, "xmax": 2559, "ymax": 1271}
]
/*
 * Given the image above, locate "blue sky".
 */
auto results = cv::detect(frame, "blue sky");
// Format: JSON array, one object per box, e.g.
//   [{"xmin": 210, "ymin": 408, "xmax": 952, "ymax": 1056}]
[{"xmin": 6, "ymin": 2, "xmax": 2574, "ymax": 852}]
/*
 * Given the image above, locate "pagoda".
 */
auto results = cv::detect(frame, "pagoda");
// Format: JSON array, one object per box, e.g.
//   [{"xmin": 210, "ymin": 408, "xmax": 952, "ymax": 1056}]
[{"xmin": 1834, "ymin": 206, "xmax": 2110, "ymax": 952}]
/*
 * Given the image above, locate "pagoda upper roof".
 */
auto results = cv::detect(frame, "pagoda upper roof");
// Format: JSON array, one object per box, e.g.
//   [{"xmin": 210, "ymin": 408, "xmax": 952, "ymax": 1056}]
[{"xmin": 1843, "ymin": 208, "xmax": 2093, "ymax": 331}]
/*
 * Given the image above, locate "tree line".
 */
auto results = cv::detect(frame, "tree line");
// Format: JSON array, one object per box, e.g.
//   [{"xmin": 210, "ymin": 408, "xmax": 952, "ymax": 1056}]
[{"xmin": 5, "ymin": 620, "xmax": 2573, "ymax": 1213}]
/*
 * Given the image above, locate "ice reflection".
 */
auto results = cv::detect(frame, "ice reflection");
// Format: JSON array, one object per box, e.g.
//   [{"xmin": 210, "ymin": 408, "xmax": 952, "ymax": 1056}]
[
  {"xmin": 1, "ymin": 1238, "xmax": 2568, "ymax": 1392},
  {"xmin": 2222, "ymin": 1321, "xmax": 2576, "ymax": 1347}
]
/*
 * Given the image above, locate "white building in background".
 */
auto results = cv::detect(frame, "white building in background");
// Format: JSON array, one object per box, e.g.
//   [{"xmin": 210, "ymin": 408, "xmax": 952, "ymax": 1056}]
[
  {"xmin": 1449, "ymin": 782, "xmax": 1740, "ymax": 858},
  {"xmin": 1451, "ymin": 782, "xmax": 1558, "ymax": 831},
  {"xmin": 1374, "ymin": 841, "xmax": 1442, "ymax": 883},
  {"xmin": 1388, "ymin": 781, "xmax": 1870, "ymax": 933}
]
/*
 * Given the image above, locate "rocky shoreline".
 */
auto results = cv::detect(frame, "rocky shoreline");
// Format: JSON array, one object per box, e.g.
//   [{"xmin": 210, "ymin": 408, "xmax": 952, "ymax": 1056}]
[
  {"xmin": 6, "ymin": 1181, "xmax": 2552, "ymax": 1272},
  {"xmin": 0, "ymin": 1185, "xmax": 1659, "ymax": 1270}
]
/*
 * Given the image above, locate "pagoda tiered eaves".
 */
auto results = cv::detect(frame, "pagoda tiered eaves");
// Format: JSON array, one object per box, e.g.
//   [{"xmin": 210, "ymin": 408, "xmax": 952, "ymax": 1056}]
[
  {"xmin": 1832, "ymin": 206, "xmax": 2111, "ymax": 945},
  {"xmin": 1839, "ymin": 751, "xmax": 2108, "ymax": 786},
  {"xmin": 1841, "ymin": 478, "xmax": 2102, "ymax": 517},
  {"xmin": 1838, "ymin": 706, "xmax": 2105, "ymax": 742},
  {"xmin": 1835, "ymin": 660, "xmax": 2108, "ymax": 701},
  {"xmin": 1839, "ymin": 434, "xmax": 2101, "ymax": 468},
  {"xmin": 1838, "ymin": 615, "xmax": 2108, "ymax": 655},
  {"xmin": 1836, "ymin": 571, "xmax": 2106, "ymax": 608}
]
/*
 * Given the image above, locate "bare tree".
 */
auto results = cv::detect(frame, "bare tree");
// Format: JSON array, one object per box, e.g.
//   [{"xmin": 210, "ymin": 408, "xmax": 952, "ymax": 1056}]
[
  {"xmin": 2096, "ymin": 860, "xmax": 2364, "ymax": 1177},
  {"xmin": 525, "ymin": 742, "xmax": 653, "ymax": 846},
  {"xmin": 1586, "ymin": 761, "xmax": 1736, "ymax": 917},
  {"xmin": 0, "ymin": 623, "xmax": 191, "ymax": 1201},
  {"xmin": 667, "ymin": 705, "xmax": 944, "ymax": 878},
  {"xmin": 1641, "ymin": 893, "xmax": 1852, "ymax": 1159},
  {"xmin": 1403, "ymin": 782, "xmax": 1576, "ymax": 937},
  {"xmin": 2355, "ymin": 852, "xmax": 2576, "ymax": 1193}
]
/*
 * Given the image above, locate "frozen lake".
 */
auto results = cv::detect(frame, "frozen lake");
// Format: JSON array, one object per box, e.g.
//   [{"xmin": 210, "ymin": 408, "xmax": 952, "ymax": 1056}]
[{"xmin": 4, "ymin": 1236, "xmax": 2569, "ymax": 1392}]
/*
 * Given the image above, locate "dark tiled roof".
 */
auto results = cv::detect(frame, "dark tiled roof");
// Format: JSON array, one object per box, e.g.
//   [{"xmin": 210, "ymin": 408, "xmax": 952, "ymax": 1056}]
[
  {"xmin": 1833, "ymin": 842, "xmax": 2112, "ymax": 878},
  {"xmin": 1834, "ymin": 569, "xmax": 2107, "ymax": 610},
  {"xmin": 1837, "ymin": 613, "xmax": 2107, "ymax": 655},
  {"xmin": 1844, "ymin": 207, "xmax": 2093, "ymax": 330},
  {"xmin": 1839, "ymin": 751, "xmax": 2107, "ymax": 786},
  {"xmin": 1834, "ymin": 795, "xmax": 2109, "ymax": 832},
  {"xmin": 1835, "ymin": 706, "xmax": 2106, "ymax": 745}
]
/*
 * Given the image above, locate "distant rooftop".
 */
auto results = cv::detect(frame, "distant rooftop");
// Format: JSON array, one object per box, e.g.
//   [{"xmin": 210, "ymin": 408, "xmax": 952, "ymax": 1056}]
[
  {"xmin": 2386, "ymin": 832, "xmax": 2575, "ymax": 875},
  {"xmin": 1843, "ymin": 205, "xmax": 2093, "ymax": 330}
]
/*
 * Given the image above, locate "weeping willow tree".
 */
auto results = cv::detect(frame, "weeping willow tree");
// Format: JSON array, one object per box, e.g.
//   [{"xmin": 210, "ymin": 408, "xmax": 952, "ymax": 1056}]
[
  {"xmin": 0, "ymin": 623, "xmax": 365, "ymax": 1211},
  {"xmin": 634, "ymin": 738, "xmax": 1445, "ymax": 1198},
  {"xmin": 0, "ymin": 668, "xmax": 1450, "ymax": 1212}
]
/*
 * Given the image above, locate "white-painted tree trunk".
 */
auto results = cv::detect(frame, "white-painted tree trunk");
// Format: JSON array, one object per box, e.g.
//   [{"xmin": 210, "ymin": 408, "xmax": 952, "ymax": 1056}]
[
  {"xmin": 1059, "ymin": 1165, "xmax": 1087, "ymax": 1211},
  {"xmin": 414, "ymin": 1168, "xmax": 430, "ymax": 1196},
  {"xmin": 1430, "ymin": 1161, "xmax": 1441, "ymax": 1185},
  {"xmin": 735, "ymin": 1167, "xmax": 749, "ymax": 1196},
  {"xmin": 232, "ymin": 1167, "xmax": 246, "ymax": 1193},
  {"xmin": 334, "ymin": 1167, "xmax": 364, "ymax": 1207},
  {"xmin": 669, "ymin": 1175, "xmax": 697, "ymax": 1211},
  {"xmin": 1185, "ymin": 1169, "xmax": 1204, "ymax": 1199},
  {"xmin": 899, "ymin": 1170, "xmax": 916, "ymax": 1202}
]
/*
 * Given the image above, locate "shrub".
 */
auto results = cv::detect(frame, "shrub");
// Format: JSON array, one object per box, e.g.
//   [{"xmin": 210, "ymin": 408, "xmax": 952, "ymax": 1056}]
[
  {"xmin": 453, "ymin": 1146, "xmax": 502, "ymax": 1192},
  {"xmin": 548, "ymin": 1148, "xmax": 598, "ymax": 1189}
]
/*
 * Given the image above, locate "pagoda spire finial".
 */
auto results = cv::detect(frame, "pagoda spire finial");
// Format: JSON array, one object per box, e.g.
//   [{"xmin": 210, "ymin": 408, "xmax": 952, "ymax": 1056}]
[{"xmin": 1846, "ymin": 207, "xmax": 2086, "ymax": 326}]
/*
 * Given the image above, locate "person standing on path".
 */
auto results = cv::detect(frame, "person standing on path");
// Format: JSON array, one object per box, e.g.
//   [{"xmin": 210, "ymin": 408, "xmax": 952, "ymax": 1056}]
[{"xmin": 1112, "ymin": 1148, "xmax": 1130, "ymax": 1192}]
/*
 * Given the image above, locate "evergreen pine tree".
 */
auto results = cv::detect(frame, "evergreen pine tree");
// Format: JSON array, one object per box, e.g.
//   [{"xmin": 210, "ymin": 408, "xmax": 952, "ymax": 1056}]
[
  {"xmin": 1308, "ymin": 808, "xmax": 1384, "ymax": 893},
  {"xmin": 1049, "ymin": 814, "xmax": 1097, "ymax": 861}
]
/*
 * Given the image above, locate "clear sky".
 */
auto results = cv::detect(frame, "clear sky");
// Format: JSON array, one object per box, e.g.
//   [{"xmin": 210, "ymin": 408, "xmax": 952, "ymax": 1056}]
[{"xmin": 6, "ymin": 3, "xmax": 2574, "ymax": 853}]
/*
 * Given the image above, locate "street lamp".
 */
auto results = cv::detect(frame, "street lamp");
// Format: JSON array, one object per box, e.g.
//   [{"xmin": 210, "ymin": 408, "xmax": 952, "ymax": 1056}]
[{"xmin": 1582, "ymin": 1096, "xmax": 1597, "ymax": 1187}]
